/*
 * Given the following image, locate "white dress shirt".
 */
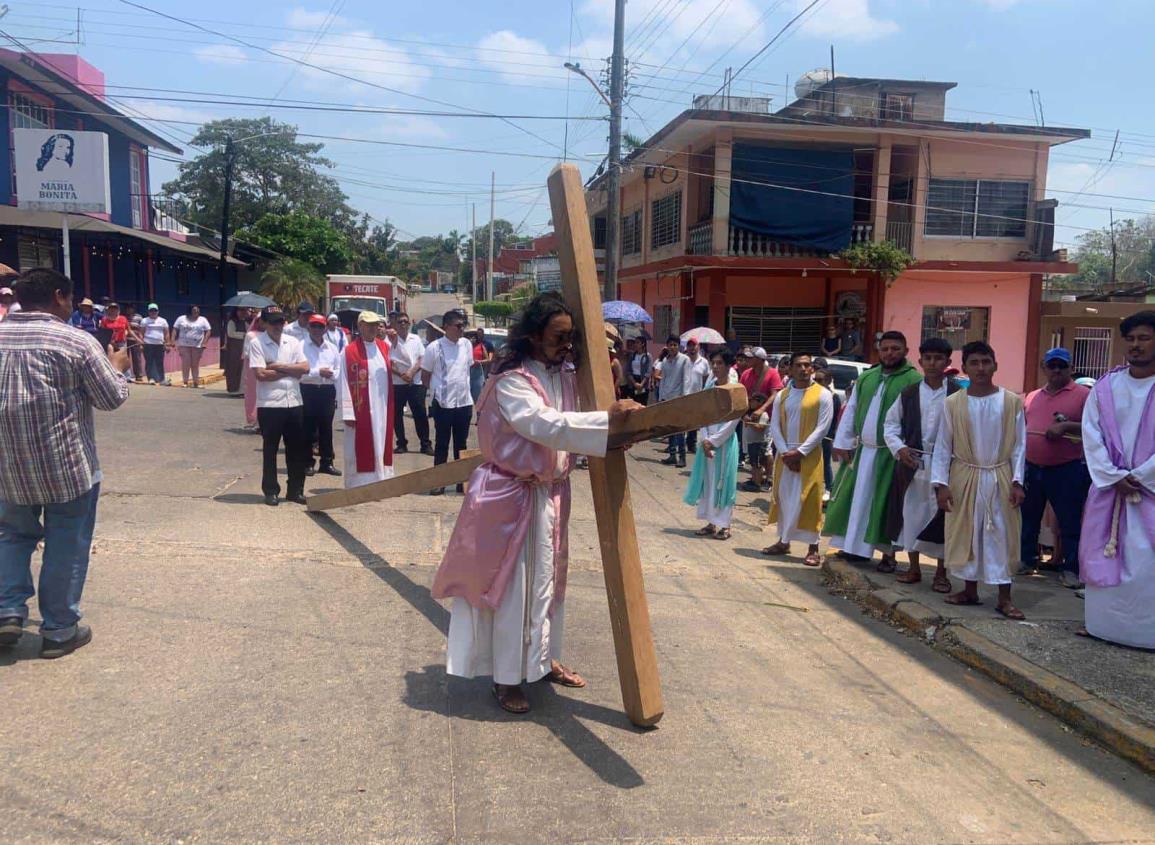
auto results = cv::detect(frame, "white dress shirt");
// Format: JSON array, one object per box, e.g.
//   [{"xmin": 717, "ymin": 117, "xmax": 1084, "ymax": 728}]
[
  {"xmin": 422, "ymin": 336, "xmax": 474, "ymax": 408},
  {"xmin": 391, "ymin": 331, "xmax": 426, "ymax": 386},
  {"xmin": 300, "ymin": 336, "xmax": 342, "ymax": 386},
  {"xmin": 283, "ymin": 320, "xmax": 310, "ymax": 342},
  {"xmin": 248, "ymin": 332, "xmax": 306, "ymax": 408}
]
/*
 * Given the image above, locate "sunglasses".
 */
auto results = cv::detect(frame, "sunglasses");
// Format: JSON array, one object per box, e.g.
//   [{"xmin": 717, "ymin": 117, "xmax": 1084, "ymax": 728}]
[{"xmin": 1045, "ymin": 360, "xmax": 1069, "ymax": 369}]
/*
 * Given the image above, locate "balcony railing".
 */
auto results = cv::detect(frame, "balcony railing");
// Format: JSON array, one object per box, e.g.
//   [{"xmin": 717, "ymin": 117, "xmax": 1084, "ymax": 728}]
[
  {"xmin": 727, "ymin": 222, "xmax": 873, "ymax": 258},
  {"xmin": 885, "ymin": 220, "xmax": 913, "ymax": 253},
  {"xmin": 687, "ymin": 220, "xmax": 713, "ymax": 255}
]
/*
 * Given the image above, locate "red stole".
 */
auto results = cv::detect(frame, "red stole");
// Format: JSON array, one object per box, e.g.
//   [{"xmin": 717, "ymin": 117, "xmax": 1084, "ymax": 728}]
[{"xmin": 344, "ymin": 337, "xmax": 394, "ymax": 473}]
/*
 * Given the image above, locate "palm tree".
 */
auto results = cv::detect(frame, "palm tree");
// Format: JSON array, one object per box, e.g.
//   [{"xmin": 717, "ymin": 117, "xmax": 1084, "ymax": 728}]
[{"xmin": 260, "ymin": 257, "xmax": 326, "ymax": 310}]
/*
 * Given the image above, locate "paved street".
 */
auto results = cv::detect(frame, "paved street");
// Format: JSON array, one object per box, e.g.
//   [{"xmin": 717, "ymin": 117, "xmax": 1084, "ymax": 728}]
[{"xmin": 4, "ymin": 382, "xmax": 1155, "ymax": 844}]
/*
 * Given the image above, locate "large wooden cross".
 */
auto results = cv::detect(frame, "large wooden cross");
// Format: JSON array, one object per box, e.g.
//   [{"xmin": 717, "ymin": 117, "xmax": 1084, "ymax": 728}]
[{"xmin": 307, "ymin": 164, "xmax": 747, "ymax": 727}]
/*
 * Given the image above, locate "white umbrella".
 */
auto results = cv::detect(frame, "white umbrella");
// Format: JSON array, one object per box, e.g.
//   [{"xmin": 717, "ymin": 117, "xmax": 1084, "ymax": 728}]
[{"xmin": 680, "ymin": 327, "xmax": 725, "ymax": 345}]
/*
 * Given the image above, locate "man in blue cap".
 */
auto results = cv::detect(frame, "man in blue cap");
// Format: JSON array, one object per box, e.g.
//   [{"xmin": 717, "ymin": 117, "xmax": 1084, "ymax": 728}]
[{"xmin": 1020, "ymin": 347, "xmax": 1091, "ymax": 587}]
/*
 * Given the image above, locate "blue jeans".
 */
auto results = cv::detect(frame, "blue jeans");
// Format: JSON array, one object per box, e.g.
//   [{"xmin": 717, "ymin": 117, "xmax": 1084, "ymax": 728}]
[
  {"xmin": 1019, "ymin": 461, "xmax": 1090, "ymax": 574},
  {"xmin": 0, "ymin": 483, "xmax": 100, "ymax": 642}
]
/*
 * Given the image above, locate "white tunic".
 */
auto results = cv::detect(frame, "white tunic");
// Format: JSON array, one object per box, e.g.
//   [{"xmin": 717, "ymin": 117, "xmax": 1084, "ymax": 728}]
[
  {"xmin": 694, "ymin": 416, "xmax": 742, "ymax": 529},
  {"xmin": 829, "ymin": 382, "xmax": 894, "ymax": 556},
  {"xmin": 339, "ymin": 342, "xmax": 394, "ymax": 488},
  {"xmin": 771, "ymin": 386, "xmax": 834, "ymax": 544},
  {"xmin": 883, "ymin": 382, "xmax": 948, "ymax": 559},
  {"xmin": 1081, "ymin": 371, "xmax": 1155, "ymax": 648},
  {"xmin": 930, "ymin": 389, "xmax": 1027, "ymax": 585},
  {"xmin": 447, "ymin": 360, "xmax": 609, "ymax": 686}
]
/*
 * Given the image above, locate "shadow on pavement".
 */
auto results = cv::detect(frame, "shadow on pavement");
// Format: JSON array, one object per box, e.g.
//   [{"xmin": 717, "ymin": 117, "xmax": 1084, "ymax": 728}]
[
  {"xmin": 213, "ymin": 493, "xmax": 272, "ymax": 506},
  {"xmin": 308, "ymin": 511, "xmax": 449, "ymax": 635},
  {"xmin": 405, "ymin": 664, "xmax": 646, "ymax": 789}
]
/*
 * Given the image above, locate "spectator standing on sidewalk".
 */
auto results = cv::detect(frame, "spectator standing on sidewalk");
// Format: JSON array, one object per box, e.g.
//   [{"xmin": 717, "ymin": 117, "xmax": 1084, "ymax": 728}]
[
  {"xmin": 248, "ymin": 307, "xmax": 310, "ymax": 506},
  {"xmin": 0, "ymin": 268, "xmax": 130, "ymax": 657},
  {"xmin": 69, "ymin": 297, "xmax": 100, "ymax": 338},
  {"xmin": 241, "ymin": 310, "xmax": 262, "ymax": 431},
  {"xmin": 1020, "ymin": 348, "xmax": 1091, "ymax": 588},
  {"xmin": 223, "ymin": 307, "xmax": 249, "ymax": 394},
  {"xmin": 422, "ymin": 309, "xmax": 474, "ymax": 494},
  {"xmin": 325, "ymin": 314, "xmax": 348, "ymax": 352},
  {"xmin": 684, "ymin": 338, "xmax": 711, "ymax": 454},
  {"xmin": 300, "ymin": 315, "xmax": 342, "ymax": 477},
  {"xmin": 173, "ymin": 305, "xmax": 212, "ymax": 388},
  {"xmin": 622, "ymin": 337, "xmax": 652, "ymax": 405},
  {"xmin": 390, "ymin": 312, "xmax": 432, "ymax": 455},
  {"xmin": 140, "ymin": 303, "xmax": 171, "ymax": 385},
  {"xmin": 284, "ymin": 302, "xmax": 313, "ymax": 342},
  {"xmin": 100, "ymin": 302, "xmax": 128, "ymax": 351},
  {"xmin": 470, "ymin": 326, "xmax": 495, "ymax": 405},
  {"xmin": 0, "ymin": 286, "xmax": 15, "ymax": 320},
  {"xmin": 660, "ymin": 336, "xmax": 694, "ymax": 467},
  {"xmin": 122, "ymin": 304, "xmax": 146, "ymax": 382}
]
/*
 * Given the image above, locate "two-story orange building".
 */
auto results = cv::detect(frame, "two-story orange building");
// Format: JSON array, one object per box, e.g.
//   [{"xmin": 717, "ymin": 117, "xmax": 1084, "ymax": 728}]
[{"xmin": 587, "ymin": 76, "xmax": 1089, "ymax": 391}]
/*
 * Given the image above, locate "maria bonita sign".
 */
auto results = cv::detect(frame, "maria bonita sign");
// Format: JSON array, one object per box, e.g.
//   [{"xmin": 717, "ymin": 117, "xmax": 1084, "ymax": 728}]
[{"xmin": 14, "ymin": 128, "xmax": 111, "ymax": 214}]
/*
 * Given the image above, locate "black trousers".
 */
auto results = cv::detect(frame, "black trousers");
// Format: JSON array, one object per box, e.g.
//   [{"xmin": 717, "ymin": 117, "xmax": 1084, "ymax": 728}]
[
  {"xmin": 394, "ymin": 383, "xmax": 431, "ymax": 449},
  {"xmin": 143, "ymin": 344, "xmax": 166, "ymax": 383},
  {"xmin": 300, "ymin": 384, "xmax": 336, "ymax": 469},
  {"xmin": 431, "ymin": 401, "xmax": 472, "ymax": 465},
  {"xmin": 257, "ymin": 406, "xmax": 308, "ymax": 496},
  {"xmin": 1020, "ymin": 460, "xmax": 1090, "ymax": 574}
]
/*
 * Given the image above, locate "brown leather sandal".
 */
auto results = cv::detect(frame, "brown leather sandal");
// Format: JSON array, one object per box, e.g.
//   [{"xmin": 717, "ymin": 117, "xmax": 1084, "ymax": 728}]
[
  {"xmin": 547, "ymin": 663, "xmax": 587, "ymax": 688},
  {"xmin": 493, "ymin": 684, "xmax": 530, "ymax": 714}
]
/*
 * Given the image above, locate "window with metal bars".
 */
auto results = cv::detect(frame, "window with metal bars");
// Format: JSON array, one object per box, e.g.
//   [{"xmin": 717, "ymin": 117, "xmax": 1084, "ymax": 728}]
[
  {"xmin": 650, "ymin": 191, "xmax": 681, "ymax": 249},
  {"xmin": 621, "ymin": 208, "xmax": 642, "ymax": 255},
  {"xmin": 925, "ymin": 179, "xmax": 1030, "ymax": 238},
  {"xmin": 879, "ymin": 93, "xmax": 914, "ymax": 121},
  {"xmin": 920, "ymin": 306, "xmax": 990, "ymax": 349},
  {"xmin": 591, "ymin": 215, "xmax": 606, "ymax": 250},
  {"xmin": 10, "ymin": 93, "xmax": 52, "ymax": 129},
  {"xmin": 1071, "ymin": 327, "xmax": 1112, "ymax": 379},
  {"xmin": 727, "ymin": 306, "xmax": 824, "ymax": 352}
]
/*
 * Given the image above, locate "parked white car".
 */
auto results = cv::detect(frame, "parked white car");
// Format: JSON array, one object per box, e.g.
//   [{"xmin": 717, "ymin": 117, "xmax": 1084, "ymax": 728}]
[{"xmin": 766, "ymin": 352, "xmax": 871, "ymax": 403}]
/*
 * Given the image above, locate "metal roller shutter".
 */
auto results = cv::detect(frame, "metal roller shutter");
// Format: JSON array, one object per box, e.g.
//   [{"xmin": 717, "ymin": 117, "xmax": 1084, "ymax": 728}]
[{"xmin": 728, "ymin": 306, "xmax": 824, "ymax": 353}]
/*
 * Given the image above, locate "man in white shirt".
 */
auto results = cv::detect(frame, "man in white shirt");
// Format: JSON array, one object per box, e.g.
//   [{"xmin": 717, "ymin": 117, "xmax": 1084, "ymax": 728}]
[
  {"xmin": 248, "ymin": 307, "xmax": 310, "ymax": 506},
  {"xmin": 390, "ymin": 311, "xmax": 432, "ymax": 455},
  {"xmin": 659, "ymin": 335, "xmax": 694, "ymax": 467},
  {"xmin": 283, "ymin": 301, "xmax": 313, "ymax": 342},
  {"xmin": 421, "ymin": 309, "xmax": 474, "ymax": 494},
  {"xmin": 139, "ymin": 303, "xmax": 171, "ymax": 385},
  {"xmin": 684, "ymin": 338, "xmax": 711, "ymax": 454},
  {"xmin": 300, "ymin": 314, "xmax": 342, "ymax": 478}
]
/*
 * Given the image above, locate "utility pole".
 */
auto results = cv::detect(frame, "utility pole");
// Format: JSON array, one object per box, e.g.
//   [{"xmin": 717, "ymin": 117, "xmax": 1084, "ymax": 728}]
[
  {"xmin": 471, "ymin": 203, "xmax": 477, "ymax": 305},
  {"xmin": 1109, "ymin": 207, "xmax": 1117, "ymax": 289},
  {"xmin": 604, "ymin": 0, "xmax": 626, "ymax": 303},
  {"xmin": 487, "ymin": 171, "xmax": 496, "ymax": 302},
  {"xmin": 218, "ymin": 137, "xmax": 235, "ymax": 311}
]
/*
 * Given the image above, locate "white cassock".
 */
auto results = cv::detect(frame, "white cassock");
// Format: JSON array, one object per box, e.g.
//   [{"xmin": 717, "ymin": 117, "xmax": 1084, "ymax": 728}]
[
  {"xmin": 883, "ymin": 382, "xmax": 948, "ymax": 559},
  {"xmin": 930, "ymin": 389, "xmax": 1026, "ymax": 585},
  {"xmin": 447, "ymin": 359, "xmax": 609, "ymax": 686},
  {"xmin": 1081, "ymin": 371, "xmax": 1155, "ymax": 649},
  {"xmin": 694, "ymin": 417, "xmax": 742, "ymax": 530},
  {"xmin": 771, "ymin": 387, "xmax": 833, "ymax": 543},
  {"xmin": 830, "ymin": 385, "xmax": 894, "ymax": 557},
  {"xmin": 339, "ymin": 342, "xmax": 395, "ymax": 488}
]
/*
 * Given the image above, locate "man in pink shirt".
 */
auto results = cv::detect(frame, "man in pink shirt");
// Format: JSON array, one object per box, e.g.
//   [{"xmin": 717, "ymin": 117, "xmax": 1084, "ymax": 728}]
[{"xmin": 1020, "ymin": 347, "xmax": 1091, "ymax": 587}]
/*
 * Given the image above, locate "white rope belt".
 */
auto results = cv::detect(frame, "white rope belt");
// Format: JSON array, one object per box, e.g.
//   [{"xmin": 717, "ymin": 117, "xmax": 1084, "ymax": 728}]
[
  {"xmin": 953, "ymin": 456, "xmax": 1010, "ymax": 531},
  {"xmin": 1106, "ymin": 490, "xmax": 1143, "ymax": 558}
]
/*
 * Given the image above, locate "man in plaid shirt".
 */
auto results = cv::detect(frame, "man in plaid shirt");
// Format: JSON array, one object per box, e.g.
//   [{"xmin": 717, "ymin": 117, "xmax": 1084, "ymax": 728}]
[{"xmin": 0, "ymin": 268, "xmax": 130, "ymax": 658}]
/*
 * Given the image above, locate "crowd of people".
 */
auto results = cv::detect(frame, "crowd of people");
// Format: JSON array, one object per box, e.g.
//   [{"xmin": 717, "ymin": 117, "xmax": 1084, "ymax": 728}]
[{"xmin": 621, "ymin": 318, "xmax": 1152, "ymax": 650}]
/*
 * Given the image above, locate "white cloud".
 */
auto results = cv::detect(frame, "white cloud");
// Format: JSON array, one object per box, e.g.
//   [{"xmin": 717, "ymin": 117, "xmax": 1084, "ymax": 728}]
[
  {"xmin": 271, "ymin": 27, "xmax": 432, "ymax": 96},
  {"xmin": 285, "ymin": 7, "xmax": 350, "ymax": 30},
  {"xmin": 475, "ymin": 30, "xmax": 560, "ymax": 84},
  {"xmin": 372, "ymin": 114, "xmax": 449, "ymax": 142},
  {"xmin": 797, "ymin": 0, "xmax": 898, "ymax": 42},
  {"xmin": 193, "ymin": 44, "xmax": 248, "ymax": 66}
]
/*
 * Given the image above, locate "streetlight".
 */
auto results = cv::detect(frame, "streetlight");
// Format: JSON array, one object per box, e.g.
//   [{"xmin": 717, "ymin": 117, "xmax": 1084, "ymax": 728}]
[{"xmin": 564, "ymin": 62, "xmax": 611, "ymax": 108}]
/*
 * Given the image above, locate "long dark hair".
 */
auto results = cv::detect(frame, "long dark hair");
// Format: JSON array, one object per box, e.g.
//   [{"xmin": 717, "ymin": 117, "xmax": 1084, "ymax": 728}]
[{"xmin": 493, "ymin": 291, "xmax": 578, "ymax": 374}]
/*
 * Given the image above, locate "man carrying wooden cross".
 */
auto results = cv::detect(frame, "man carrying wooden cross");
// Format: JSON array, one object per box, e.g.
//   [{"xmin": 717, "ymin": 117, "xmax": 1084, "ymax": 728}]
[{"xmin": 431, "ymin": 292, "xmax": 643, "ymax": 714}]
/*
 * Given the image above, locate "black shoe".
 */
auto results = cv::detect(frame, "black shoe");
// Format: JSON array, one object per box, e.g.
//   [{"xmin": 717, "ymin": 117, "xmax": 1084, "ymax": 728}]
[
  {"xmin": 264, "ymin": 494, "xmax": 280, "ymax": 507},
  {"xmin": 40, "ymin": 625, "xmax": 92, "ymax": 659},
  {"xmin": 319, "ymin": 464, "xmax": 342, "ymax": 476},
  {"xmin": 285, "ymin": 492, "xmax": 308, "ymax": 505},
  {"xmin": 455, "ymin": 483, "xmax": 465, "ymax": 494},
  {"xmin": 0, "ymin": 616, "xmax": 23, "ymax": 647},
  {"xmin": 304, "ymin": 466, "xmax": 316, "ymax": 477},
  {"xmin": 677, "ymin": 458, "xmax": 687, "ymax": 468},
  {"xmin": 420, "ymin": 445, "xmax": 434, "ymax": 456},
  {"xmin": 688, "ymin": 446, "xmax": 697, "ymax": 454},
  {"xmin": 661, "ymin": 456, "xmax": 679, "ymax": 466},
  {"xmin": 429, "ymin": 487, "xmax": 445, "ymax": 496},
  {"xmin": 395, "ymin": 444, "xmax": 409, "ymax": 454}
]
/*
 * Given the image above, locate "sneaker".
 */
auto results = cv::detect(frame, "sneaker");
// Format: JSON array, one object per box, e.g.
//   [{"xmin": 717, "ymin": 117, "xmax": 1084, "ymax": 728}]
[
  {"xmin": 676, "ymin": 458, "xmax": 686, "ymax": 469},
  {"xmin": 660, "ymin": 456, "xmax": 679, "ymax": 466},
  {"xmin": 822, "ymin": 490, "xmax": 831, "ymax": 503},
  {"xmin": 0, "ymin": 616, "xmax": 23, "ymax": 647},
  {"xmin": 1016, "ymin": 563, "xmax": 1039, "ymax": 577},
  {"xmin": 395, "ymin": 444, "xmax": 409, "ymax": 454},
  {"xmin": 1059, "ymin": 571, "xmax": 1085, "ymax": 589},
  {"xmin": 40, "ymin": 625, "xmax": 92, "ymax": 659}
]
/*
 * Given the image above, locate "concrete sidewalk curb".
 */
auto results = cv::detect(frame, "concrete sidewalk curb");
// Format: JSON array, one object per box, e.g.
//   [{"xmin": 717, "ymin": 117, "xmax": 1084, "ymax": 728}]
[{"xmin": 822, "ymin": 555, "xmax": 1155, "ymax": 775}]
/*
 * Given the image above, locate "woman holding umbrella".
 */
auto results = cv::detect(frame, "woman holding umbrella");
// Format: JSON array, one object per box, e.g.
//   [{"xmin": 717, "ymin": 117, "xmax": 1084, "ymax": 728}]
[{"xmin": 223, "ymin": 308, "xmax": 251, "ymax": 394}]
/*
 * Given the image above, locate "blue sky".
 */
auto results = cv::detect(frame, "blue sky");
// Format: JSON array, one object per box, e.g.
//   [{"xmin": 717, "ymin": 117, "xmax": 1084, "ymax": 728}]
[{"xmin": 11, "ymin": 0, "xmax": 1155, "ymax": 248}]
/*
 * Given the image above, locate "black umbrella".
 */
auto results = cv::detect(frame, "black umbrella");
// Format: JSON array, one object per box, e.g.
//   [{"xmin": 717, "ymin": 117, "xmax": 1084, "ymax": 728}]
[{"xmin": 222, "ymin": 292, "xmax": 274, "ymax": 308}]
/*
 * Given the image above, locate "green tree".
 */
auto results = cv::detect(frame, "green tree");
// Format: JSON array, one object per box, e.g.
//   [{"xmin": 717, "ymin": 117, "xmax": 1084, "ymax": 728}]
[
  {"xmin": 240, "ymin": 211, "xmax": 353, "ymax": 274},
  {"xmin": 260, "ymin": 258, "xmax": 326, "ymax": 310},
  {"xmin": 1069, "ymin": 216, "xmax": 1155, "ymax": 289},
  {"xmin": 464, "ymin": 219, "xmax": 516, "ymax": 270},
  {"xmin": 161, "ymin": 117, "xmax": 354, "ymax": 233}
]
